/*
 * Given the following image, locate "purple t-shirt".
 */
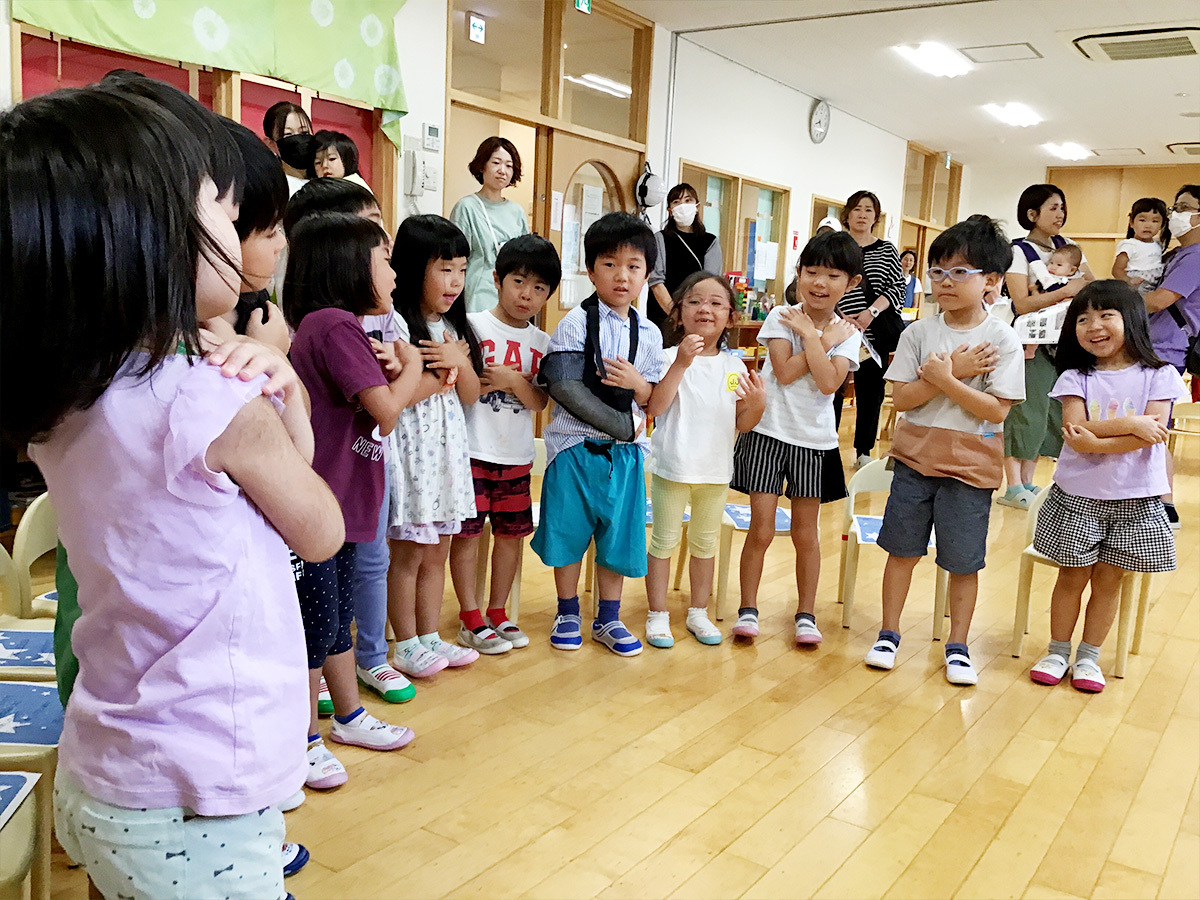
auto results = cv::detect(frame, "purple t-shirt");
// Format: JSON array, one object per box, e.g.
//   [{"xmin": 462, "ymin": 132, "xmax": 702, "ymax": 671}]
[
  {"xmin": 1049, "ymin": 364, "xmax": 1186, "ymax": 500},
  {"xmin": 1148, "ymin": 244, "xmax": 1200, "ymax": 367},
  {"xmin": 28, "ymin": 356, "xmax": 309, "ymax": 815},
  {"xmin": 290, "ymin": 307, "xmax": 388, "ymax": 542}
]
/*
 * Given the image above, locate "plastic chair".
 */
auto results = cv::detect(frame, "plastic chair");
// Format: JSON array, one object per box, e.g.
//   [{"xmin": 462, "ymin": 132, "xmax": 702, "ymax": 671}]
[
  {"xmin": 838, "ymin": 459, "xmax": 949, "ymax": 637},
  {"xmin": 0, "ymin": 771, "xmax": 40, "ymax": 900},
  {"xmin": 713, "ymin": 502, "xmax": 792, "ymax": 623},
  {"xmin": 0, "ymin": 547, "xmax": 59, "ymax": 680},
  {"xmin": 1010, "ymin": 488, "xmax": 1150, "ymax": 677},
  {"xmin": 1168, "ymin": 400, "xmax": 1200, "ymax": 454},
  {"xmin": 12, "ymin": 495, "xmax": 58, "ymax": 620}
]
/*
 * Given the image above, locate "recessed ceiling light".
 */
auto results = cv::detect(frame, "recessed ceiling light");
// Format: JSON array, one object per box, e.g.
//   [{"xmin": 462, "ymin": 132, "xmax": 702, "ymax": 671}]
[
  {"xmin": 1044, "ymin": 142, "xmax": 1092, "ymax": 161},
  {"xmin": 983, "ymin": 102, "xmax": 1042, "ymax": 127},
  {"xmin": 564, "ymin": 73, "xmax": 631, "ymax": 98},
  {"xmin": 894, "ymin": 42, "xmax": 972, "ymax": 78}
]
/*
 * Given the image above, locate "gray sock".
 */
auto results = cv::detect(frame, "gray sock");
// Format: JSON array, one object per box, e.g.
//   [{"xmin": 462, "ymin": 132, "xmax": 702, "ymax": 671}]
[
  {"xmin": 1048, "ymin": 639, "xmax": 1072, "ymax": 661},
  {"xmin": 1075, "ymin": 641, "xmax": 1101, "ymax": 665}
]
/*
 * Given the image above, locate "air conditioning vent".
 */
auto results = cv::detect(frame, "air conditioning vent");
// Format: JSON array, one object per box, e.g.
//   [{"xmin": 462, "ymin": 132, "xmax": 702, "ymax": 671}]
[
  {"xmin": 1167, "ymin": 142, "xmax": 1200, "ymax": 156},
  {"xmin": 1074, "ymin": 27, "xmax": 1200, "ymax": 61}
]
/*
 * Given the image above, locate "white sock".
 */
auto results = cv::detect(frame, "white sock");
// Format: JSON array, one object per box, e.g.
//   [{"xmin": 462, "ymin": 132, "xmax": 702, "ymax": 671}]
[
  {"xmin": 647, "ymin": 610, "xmax": 670, "ymax": 630},
  {"xmin": 686, "ymin": 608, "xmax": 709, "ymax": 621}
]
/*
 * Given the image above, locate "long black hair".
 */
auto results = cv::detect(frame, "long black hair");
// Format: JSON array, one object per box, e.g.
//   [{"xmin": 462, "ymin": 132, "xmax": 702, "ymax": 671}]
[
  {"xmin": 282, "ymin": 212, "xmax": 390, "ymax": 330},
  {"xmin": 1054, "ymin": 280, "xmax": 1165, "ymax": 375},
  {"xmin": 1, "ymin": 87, "xmax": 222, "ymax": 446},
  {"xmin": 390, "ymin": 215, "xmax": 482, "ymax": 374}
]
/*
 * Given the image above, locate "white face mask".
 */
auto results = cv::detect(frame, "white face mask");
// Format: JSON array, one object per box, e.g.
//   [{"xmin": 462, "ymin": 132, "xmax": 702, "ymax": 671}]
[
  {"xmin": 1169, "ymin": 209, "xmax": 1199, "ymax": 238},
  {"xmin": 671, "ymin": 202, "xmax": 698, "ymax": 226}
]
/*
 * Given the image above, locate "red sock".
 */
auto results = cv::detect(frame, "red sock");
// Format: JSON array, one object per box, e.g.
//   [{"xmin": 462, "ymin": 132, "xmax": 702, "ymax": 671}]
[
  {"xmin": 486, "ymin": 607, "xmax": 509, "ymax": 627},
  {"xmin": 460, "ymin": 608, "xmax": 485, "ymax": 631}
]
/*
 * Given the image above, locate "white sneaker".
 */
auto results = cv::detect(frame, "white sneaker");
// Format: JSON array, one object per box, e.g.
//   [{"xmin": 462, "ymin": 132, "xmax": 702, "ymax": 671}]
[
  {"xmin": 685, "ymin": 612, "xmax": 722, "ymax": 645},
  {"xmin": 856, "ymin": 454, "xmax": 873, "ymax": 468},
  {"xmin": 794, "ymin": 617, "xmax": 823, "ymax": 645},
  {"xmin": 391, "ymin": 641, "xmax": 449, "ymax": 678},
  {"xmin": 645, "ymin": 611, "xmax": 674, "ymax": 649},
  {"xmin": 279, "ymin": 789, "xmax": 305, "ymax": 812},
  {"xmin": 944, "ymin": 649, "xmax": 978, "ymax": 686},
  {"xmin": 330, "ymin": 709, "xmax": 415, "ymax": 751},
  {"xmin": 491, "ymin": 618, "xmax": 530, "ymax": 649},
  {"xmin": 457, "ymin": 623, "xmax": 513, "ymax": 655},
  {"xmin": 864, "ymin": 635, "xmax": 899, "ymax": 670},
  {"xmin": 305, "ymin": 739, "xmax": 347, "ymax": 790},
  {"xmin": 422, "ymin": 634, "xmax": 479, "ymax": 667},
  {"xmin": 731, "ymin": 610, "xmax": 759, "ymax": 638},
  {"xmin": 356, "ymin": 664, "xmax": 416, "ymax": 702}
]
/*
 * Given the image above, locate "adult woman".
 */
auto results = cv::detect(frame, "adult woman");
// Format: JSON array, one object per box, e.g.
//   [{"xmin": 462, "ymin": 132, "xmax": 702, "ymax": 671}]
[
  {"xmin": 262, "ymin": 100, "xmax": 312, "ymax": 194},
  {"xmin": 834, "ymin": 190, "xmax": 905, "ymax": 466},
  {"xmin": 900, "ymin": 249, "xmax": 923, "ymax": 309},
  {"xmin": 450, "ymin": 136, "xmax": 529, "ymax": 313},
  {"xmin": 999, "ymin": 183, "xmax": 1094, "ymax": 509},
  {"xmin": 648, "ymin": 183, "xmax": 722, "ymax": 333}
]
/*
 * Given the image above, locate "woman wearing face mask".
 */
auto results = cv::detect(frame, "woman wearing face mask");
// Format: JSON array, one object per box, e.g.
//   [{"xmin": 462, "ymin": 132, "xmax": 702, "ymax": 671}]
[{"xmin": 648, "ymin": 183, "xmax": 723, "ymax": 334}]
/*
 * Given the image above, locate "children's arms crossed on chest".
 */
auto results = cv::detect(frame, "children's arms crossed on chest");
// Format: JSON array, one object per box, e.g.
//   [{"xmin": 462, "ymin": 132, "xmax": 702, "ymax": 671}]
[{"xmin": 1060, "ymin": 395, "xmax": 1171, "ymax": 453}]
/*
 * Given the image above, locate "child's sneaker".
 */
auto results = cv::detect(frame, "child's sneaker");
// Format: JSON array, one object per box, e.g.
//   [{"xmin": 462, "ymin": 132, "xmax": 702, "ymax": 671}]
[
  {"xmin": 996, "ymin": 486, "xmax": 1035, "ymax": 509},
  {"xmin": 645, "ymin": 611, "xmax": 674, "ymax": 649},
  {"xmin": 305, "ymin": 739, "xmax": 347, "ymax": 790},
  {"xmin": 423, "ymin": 634, "xmax": 479, "ymax": 667},
  {"xmin": 391, "ymin": 641, "xmax": 449, "ymax": 678},
  {"xmin": 794, "ymin": 617, "xmax": 823, "ymax": 645},
  {"xmin": 491, "ymin": 618, "xmax": 530, "ymax": 649},
  {"xmin": 731, "ymin": 609, "xmax": 759, "ymax": 638},
  {"xmin": 864, "ymin": 632, "xmax": 900, "ymax": 670},
  {"xmin": 550, "ymin": 614, "xmax": 583, "ymax": 650},
  {"xmin": 279, "ymin": 789, "xmax": 305, "ymax": 812},
  {"xmin": 1070, "ymin": 658, "xmax": 1106, "ymax": 693},
  {"xmin": 1165, "ymin": 502, "xmax": 1181, "ymax": 531},
  {"xmin": 457, "ymin": 623, "xmax": 513, "ymax": 655},
  {"xmin": 330, "ymin": 709, "xmax": 415, "ymax": 751},
  {"xmin": 944, "ymin": 647, "xmax": 978, "ymax": 686},
  {"xmin": 282, "ymin": 842, "xmax": 309, "ymax": 877},
  {"xmin": 1029, "ymin": 653, "xmax": 1070, "ymax": 686},
  {"xmin": 685, "ymin": 611, "xmax": 722, "ymax": 645},
  {"xmin": 357, "ymin": 664, "xmax": 416, "ymax": 702},
  {"xmin": 317, "ymin": 676, "xmax": 333, "ymax": 717},
  {"xmin": 592, "ymin": 619, "xmax": 643, "ymax": 656}
]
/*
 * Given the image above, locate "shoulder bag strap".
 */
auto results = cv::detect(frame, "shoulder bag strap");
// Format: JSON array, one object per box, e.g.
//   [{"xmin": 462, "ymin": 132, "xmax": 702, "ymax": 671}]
[{"xmin": 674, "ymin": 231, "xmax": 704, "ymax": 269}]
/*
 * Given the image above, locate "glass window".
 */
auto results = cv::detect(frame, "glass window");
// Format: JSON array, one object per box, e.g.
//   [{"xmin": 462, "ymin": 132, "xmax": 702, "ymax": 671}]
[
  {"xmin": 561, "ymin": 7, "xmax": 636, "ymax": 138},
  {"xmin": 450, "ymin": 0, "xmax": 545, "ymax": 116},
  {"xmin": 931, "ymin": 158, "xmax": 952, "ymax": 227},
  {"xmin": 559, "ymin": 161, "xmax": 619, "ymax": 310},
  {"xmin": 902, "ymin": 144, "xmax": 926, "ymax": 220}
]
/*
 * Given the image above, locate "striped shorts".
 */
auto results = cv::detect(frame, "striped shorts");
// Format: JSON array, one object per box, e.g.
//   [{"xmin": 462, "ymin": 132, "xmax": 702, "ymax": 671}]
[{"xmin": 730, "ymin": 430, "xmax": 846, "ymax": 502}]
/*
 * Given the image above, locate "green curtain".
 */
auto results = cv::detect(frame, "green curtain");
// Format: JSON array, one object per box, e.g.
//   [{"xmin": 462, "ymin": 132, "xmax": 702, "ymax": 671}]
[{"xmin": 13, "ymin": 0, "xmax": 407, "ymax": 144}]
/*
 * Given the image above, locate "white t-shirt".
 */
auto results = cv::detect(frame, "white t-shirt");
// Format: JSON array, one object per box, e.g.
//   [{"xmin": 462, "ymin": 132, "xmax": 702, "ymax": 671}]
[
  {"xmin": 1008, "ymin": 237, "xmax": 1088, "ymax": 286},
  {"xmin": 463, "ymin": 310, "xmax": 550, "ymax": 465},
  {"xmin": 361, "ymin": 310, "xmax": 405, "ymax": 343},
  {"xmin": 753, "ymin": 305, "xmax": 862, "ymax": 451},
  {"xmin": 648, "ymin": 348, "xmax": 748, "ymax": 484},
  {"xmin": 1115, "ymin": 238, "xmax": 1164, "ymax": 293}
]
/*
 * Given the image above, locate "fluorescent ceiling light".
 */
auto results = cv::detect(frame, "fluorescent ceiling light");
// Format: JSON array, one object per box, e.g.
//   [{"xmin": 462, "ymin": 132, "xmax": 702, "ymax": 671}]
[
  {"xmin": 564, "ymin": 73, "xmax": 632, "ymax": 98},
  {"xmin": 1043, "ymin": 142, "xmax": 1091, "ymax": 161},
  {"xmin": 893, "ymin": 42, "xmax": 971, "ymax": 78},
  {"xmin": 983, "ymin": 101, "xmax": 1042, "ymax": 127}
]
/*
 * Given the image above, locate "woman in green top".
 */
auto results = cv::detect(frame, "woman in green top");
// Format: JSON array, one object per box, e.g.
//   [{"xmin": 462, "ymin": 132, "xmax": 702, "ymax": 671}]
[{"xmin": 450, "ymin": 136, "xmax": 530, "ymax": 313}]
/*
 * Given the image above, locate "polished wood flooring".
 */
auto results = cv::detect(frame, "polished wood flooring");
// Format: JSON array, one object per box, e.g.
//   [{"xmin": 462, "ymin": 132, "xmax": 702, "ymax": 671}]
[{"xmin": 48, "ymin": 417, "xmax": 1199, "ymax": 900}]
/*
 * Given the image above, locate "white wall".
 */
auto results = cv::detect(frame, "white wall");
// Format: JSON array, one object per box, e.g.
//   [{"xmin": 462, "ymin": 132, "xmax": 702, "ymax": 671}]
[
  {"xmin": 959, "ymin": 161, "xmax": 1047, "ymax": 236},
  {"xmin": 0, "ymin": 0, "xmax": 12, "ymax": 109},
  {"xmin": 393, "ymin": 0, "xmax": 447, "ymax": 221}
]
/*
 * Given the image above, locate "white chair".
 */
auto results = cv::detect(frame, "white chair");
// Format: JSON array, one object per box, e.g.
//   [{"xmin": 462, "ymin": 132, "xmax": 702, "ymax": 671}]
[
  {"xmin": 714, "ymin": 502, "xmax": 793, "ymax": 622},
  {"xmin": 1167, "ymin": 400, "xmax": 1200, "ymax": 455},
  {"xmin": 0, "ymin": 546, "xmax": 59, "ymax": 682},
  {"xmin": 0, "ymin": 771, "xmax": 40, "ymax": 900},
  {"xmin": 12, "ymin": 495, "xmax": 58, "ymax": 620},
  {"xmin": 838, "ymin": 459, "xmax": 949, "ymax": 638},
  {"xmin": 1011, "ymin": 488, "xmax": 1150, "ymax": 677}
]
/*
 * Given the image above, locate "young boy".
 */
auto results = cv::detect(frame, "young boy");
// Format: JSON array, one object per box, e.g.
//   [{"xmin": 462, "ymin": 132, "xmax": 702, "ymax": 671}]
[
  {"xmin": 450, "ymin": 235, "xmax": 559, "ymax": 654},
  {"xmin": 531, "ymin": 212, "xmax": 665, "ymax": 657},
  {"xmin": 865, "ymin": 215, "xmax": 1025, "ymax": 686}
]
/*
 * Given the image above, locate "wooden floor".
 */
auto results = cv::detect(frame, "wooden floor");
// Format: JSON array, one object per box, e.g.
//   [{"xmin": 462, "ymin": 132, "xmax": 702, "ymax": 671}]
[{"xmin": 47, "ymin": 418, "xmax": 1199, "ymax": 900}]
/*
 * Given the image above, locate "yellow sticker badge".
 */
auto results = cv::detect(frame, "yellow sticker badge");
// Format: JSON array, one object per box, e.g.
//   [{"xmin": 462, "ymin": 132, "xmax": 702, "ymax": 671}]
[{"xmin": 726, "ymin": 372, "xmax": 741, "ymax": 393}]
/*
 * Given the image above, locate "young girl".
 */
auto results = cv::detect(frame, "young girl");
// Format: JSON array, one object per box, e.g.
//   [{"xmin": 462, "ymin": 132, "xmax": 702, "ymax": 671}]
[
  {"xmin": 386, "ymin": 215, "xmax": 484, "ymax": 678},
  {"xmin": 284, "ymin": 212, "xmax": 425, "ymax": 789},
  {"xmin": 1112, "ymin": 197, "xmax": 1169, "ymax": 296},
  {"xmin": 3, "ymin": 86, "xmax": 343, "ymax": 900},
  {"xmin": 1030, "ymin": 281, "xmax": 1184, "ymax": 693},
  {"xmin": 729, "ymin": 231, "xmax": 863, "ymax": 644},
  {"xmin": 644, "ymin": 272, "xmax": 766, "ymax": 647}
]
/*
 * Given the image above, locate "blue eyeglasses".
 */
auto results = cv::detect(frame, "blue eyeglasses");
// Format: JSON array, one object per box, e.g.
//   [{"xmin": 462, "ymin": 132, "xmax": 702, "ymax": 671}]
[{"xmin": 927, "ymin": 266, "xmax": 983, "ymax": 283}]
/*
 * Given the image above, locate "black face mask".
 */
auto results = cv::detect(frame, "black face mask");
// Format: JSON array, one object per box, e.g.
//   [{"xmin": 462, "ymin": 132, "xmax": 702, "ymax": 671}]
[{"xmin": 277, "ymin": 133, "xmax": 315, "ymax": 171}]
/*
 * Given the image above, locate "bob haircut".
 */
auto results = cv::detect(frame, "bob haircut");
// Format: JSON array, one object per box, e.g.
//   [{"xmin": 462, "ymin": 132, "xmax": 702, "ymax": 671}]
[
  {"xmin": 798, "ymin": 230, "xmax": 863, "ymax": 279},
  {"xmin": 1017, "ymin": 183, "xmax": 1067, "ymax": 232},
  {"xmin": 665, "ymin": 270, "xmax": 734, "ymax": 349},
  {"xmin": 583, "ymin": 211, "xmax": 658, "ymax": 272},
  {"xmin": 1126, "ymin": 197, "xmax": 1168, "ymax": 247},
  {"xmin": 222, "ymin": 118, "xmax": 289, "ymax": 241},
  {"xmin": 495, "ymin": 233, "xmax": 562, "ymax": 295},
  {"xmin": 840, "ymin": 190, "xmax": 882, "ymax": 231},
  {"xmin": 390, "ymin": 214, "xmax": 483, "ymax": 374},
  {"xmin": 282, "ymin": 212, "xmax": 390, "ymax": 330},
  {"xmin": 467, "ymin": 136, "xmax": 521, "ymax": 187},
  {"xmin": 263, "ymin": 100, "xmax": 312, "ymax": 144},
  {"xmin": 1, "ymin": 87, "xmax": 222, "ymax": 446},
  {"xmin": 1054, "ymin": 280, "xmax": 1165, "ymax": 376},
  {"xmin": 899, "ymin": 248, "xmax": 917, "ymax": 267},
  {"xmin": 306, "ymin": 130, "xmax": 360, "ymax": 179},
  {"xmin": 283, "ymin": 177, "xmax": 379, "ymax": 239},
  {"xmin": 662, "ymin": 182, "xmax": 706, "ymax": 235},
  {"xmin": 928, "ymin": 214, "xmax": 1011, "ymax": 276}
]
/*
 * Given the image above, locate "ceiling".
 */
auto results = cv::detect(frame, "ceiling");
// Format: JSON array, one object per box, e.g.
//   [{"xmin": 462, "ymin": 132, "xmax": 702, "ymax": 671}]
[{"xmin": 622, "ymin": 0, "xmax": 1200, "ymax": 168}]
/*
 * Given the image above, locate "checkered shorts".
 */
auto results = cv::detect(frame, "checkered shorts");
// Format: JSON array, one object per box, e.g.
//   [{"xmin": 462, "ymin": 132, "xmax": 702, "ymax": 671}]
[{"xmin": 1033, "ymin": 484, "xmax": 1176, "ymax": 572}]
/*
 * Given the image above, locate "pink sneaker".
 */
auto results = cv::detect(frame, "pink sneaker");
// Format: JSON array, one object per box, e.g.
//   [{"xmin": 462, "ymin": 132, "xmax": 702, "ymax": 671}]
[
  {"xmin": 731, "ymin": 610, "xmax": 759, "ymax": 638},
  {"xmin": 391, "ymin": 642, "xmax": 449, "ymax": 678},
  {"xmin": 423, "ymin": 635, "xmax": 479, "ymax": 667}
]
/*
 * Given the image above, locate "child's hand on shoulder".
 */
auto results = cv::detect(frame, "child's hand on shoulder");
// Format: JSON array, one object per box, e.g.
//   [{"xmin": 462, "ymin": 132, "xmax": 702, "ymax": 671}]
[
  {"xmin": 950, "ymin": 342, "xmax": 998, "ymax": 379},
  {"xmin": 821, "ymin": 317, "xmax": 856, "ymax": 348},
  {"xmin": 203, "ymin": 333, "xmax": 302, "ymax": 403},
  {"xmin": 601, "ymin": 356, "xmax": 649, "ymax": 393},
  {"xmin": 369, "ymin": 338, "xmax": 402, "ymax": 381},
  {"xmin": 674, "ymin": 334, "xmax": 705, "ymax": 367},
  {"xmin": 778, "ymin": 306, "xmax": 817, "ymax": 337},
  {"xmin": 1127, "ymin": 414, "xmax": 1169, "ymax": 444},
  {"xmin": 480, "ymin": 363, "xmax": 525, "ymax": 394},
  {"xmin": 917, "ymin": 351, "xmax": 953, "ymax": 387}
]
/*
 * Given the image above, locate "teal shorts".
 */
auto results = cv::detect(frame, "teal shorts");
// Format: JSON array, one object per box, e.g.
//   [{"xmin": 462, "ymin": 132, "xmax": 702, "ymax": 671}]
[{"xmin": 531, "ymin": 440, "xmax": 647, "ymax": 578}]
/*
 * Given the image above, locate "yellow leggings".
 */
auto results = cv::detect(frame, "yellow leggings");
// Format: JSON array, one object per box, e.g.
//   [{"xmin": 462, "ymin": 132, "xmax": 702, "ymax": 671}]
[{"xmin": 648, "ymin": 475, "xmax": 729, "ymax": 560}]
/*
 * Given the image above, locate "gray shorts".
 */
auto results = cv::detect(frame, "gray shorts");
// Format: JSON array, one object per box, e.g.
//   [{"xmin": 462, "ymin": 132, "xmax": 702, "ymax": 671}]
[{"xmin": 876, "ymin": 460, "xmax": 994, "ymax": 574}]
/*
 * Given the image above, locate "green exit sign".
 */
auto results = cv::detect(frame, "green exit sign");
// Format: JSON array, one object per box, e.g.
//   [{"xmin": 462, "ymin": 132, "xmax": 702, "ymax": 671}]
[{"xmin": 575, "ymin": 0, "xmax": 591, "ymax": 13}]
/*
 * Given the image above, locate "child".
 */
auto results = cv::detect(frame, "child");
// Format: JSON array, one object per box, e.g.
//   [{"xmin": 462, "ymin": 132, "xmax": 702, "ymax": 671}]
[
  {"xmin": 386, "ymin": 215, "xmax": 484, "ymax": 677},
  {"xmin": 729, "ymin": 232, "xmax": 863, "ymax": 644},
  {"xmin": 1031, "ymin": 243, "xmax": 1084, "ymax": 295},
  {"xmin": 307, "ymin": 129, "xmax": 372, "ymax": 194},
  {"xmin": 284, "ymin": 212, "xmax": 423, "ymax": 789},
  {"xmin": 1112, "ymin": 197, "xmax": 1168, "ymax": 296},
  {"xmin": 1029, "ymin": 281, "xmax": 1183, "ymax": 692},
  {"xmin": 865, "ymin": 215, "xmax": 1025, "ymax": 685},
  {"xmin": 449, "ymin": 235, "xmax": 558, "ymax": 653},
  {"xmin": 644, "ymin": 272, "xmax": 766, "ymax": 647},
  {"xmin": 3, "ymin": 86, "xmax": 342, "ymax": 900},
  {"xmin": 532, "ymin": 211, "xmax": 666, "ymax": 657}
]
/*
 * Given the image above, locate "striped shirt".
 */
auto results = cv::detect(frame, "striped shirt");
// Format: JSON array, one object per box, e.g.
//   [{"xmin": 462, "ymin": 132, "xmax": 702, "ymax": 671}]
[
  {"xmin": 837, "ymin": 239, "xmax": 904, "ymax": 318},
  {"xmin": 543, "ymin": 298, "xmax": 665, "ymax": 463}
]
